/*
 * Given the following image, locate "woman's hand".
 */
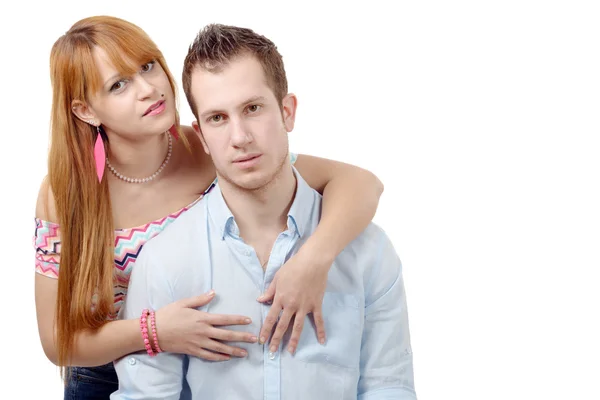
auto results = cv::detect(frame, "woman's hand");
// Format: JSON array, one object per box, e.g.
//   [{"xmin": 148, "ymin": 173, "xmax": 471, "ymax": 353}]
[
  {"xmin": 257, "ymin": 250, "xmax": 329, "ymax": 355},
  {"xmin": 155, "ymin": 291, "xmax": 258, "ymax": 361}
]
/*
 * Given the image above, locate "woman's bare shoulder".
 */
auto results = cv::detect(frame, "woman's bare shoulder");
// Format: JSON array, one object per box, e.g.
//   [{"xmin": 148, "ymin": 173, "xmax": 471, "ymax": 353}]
[{"xmin": 35, "ymin": 176, "xmax": 58, "ymax": 223}]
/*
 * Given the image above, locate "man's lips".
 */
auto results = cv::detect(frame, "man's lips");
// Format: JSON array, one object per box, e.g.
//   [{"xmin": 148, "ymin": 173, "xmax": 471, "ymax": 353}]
[{"xmin": 233, "ymin": 154, "xmax": 261, "ymax": 163}]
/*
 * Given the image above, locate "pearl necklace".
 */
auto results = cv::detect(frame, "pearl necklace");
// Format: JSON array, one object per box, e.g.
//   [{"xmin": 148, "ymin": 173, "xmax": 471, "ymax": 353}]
[{"xmin": 106, "ymin": 133, "xmax": 173, "ymax": 184}]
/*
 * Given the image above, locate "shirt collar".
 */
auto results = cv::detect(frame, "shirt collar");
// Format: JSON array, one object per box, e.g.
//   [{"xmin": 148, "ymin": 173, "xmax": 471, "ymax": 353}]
[
  {"xmin": 286, "ymin": 166, "xmax": 315, "ymax": 239},
  {"xmin": 207, "ymin": 166, "xmax": 315, "ymax": 240}
]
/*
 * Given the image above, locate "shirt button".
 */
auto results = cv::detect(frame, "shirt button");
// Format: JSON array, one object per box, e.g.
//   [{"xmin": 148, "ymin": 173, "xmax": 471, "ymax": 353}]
[
  {"xmin": 268, "ymin": 352, "xmax": 276, "ymax": 360},
  {"xmin": 128, "ymin": 357, "xmax": 136, "ymax": 365}
]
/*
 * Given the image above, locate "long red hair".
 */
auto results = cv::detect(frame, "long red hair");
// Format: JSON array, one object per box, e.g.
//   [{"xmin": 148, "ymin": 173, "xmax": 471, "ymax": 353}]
[{"xmin": 48, "ymin": 15, "xmax": 185, "ymax": 373}]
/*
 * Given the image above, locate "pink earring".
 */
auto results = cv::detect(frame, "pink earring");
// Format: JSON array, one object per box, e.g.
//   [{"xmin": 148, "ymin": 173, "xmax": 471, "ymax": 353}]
[{"xmin": 92, "ymin": 125, "xmax": 106, "ymax": 182}]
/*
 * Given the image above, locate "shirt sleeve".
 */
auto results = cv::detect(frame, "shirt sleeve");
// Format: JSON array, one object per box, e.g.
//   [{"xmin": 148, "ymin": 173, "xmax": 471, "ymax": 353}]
[
  {"xmin": 33, "ymin": 218, "xmax": 60, "ymax": 279},
  {"xmin": 358, "ymin": 230, "xmax": 417, "ymax": 400},
  {"xmin": 290, "ymin": 152, "xmax": 298, "ymax": 165},
  {"xmin": 111, "ymin": 243, "xmax": 186, "ymax": 400}
]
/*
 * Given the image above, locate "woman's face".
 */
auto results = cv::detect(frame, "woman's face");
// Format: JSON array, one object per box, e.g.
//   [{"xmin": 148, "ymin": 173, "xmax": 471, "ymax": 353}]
[{"xmin": 84, "ymin": 46, "xmax": 176, "ymax": 138}]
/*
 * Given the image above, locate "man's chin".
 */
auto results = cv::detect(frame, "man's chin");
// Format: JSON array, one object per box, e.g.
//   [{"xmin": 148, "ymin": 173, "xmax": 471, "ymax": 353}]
[
  {"xmin": 223, "ymin": 172, "xmax": 269, "ymax": 191},
  {"xmin": 234, "ymin": 179, "xmax": 268, "ymax": 191}
]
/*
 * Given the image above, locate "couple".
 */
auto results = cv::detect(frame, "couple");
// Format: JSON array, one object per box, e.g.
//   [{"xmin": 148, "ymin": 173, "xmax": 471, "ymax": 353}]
[{"xmin": 34, "ymin": 16, "xmax": 416, "ymax": 400}]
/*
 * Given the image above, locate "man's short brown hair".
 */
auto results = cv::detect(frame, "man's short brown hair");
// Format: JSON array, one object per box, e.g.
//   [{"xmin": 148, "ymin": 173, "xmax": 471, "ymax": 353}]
[{"xmin": 182, "ymin": 24, "xmax": 288, "ymax": 120}]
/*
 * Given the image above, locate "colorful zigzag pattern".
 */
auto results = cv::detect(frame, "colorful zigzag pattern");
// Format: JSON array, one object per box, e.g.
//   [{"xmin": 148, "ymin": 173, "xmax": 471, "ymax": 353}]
[{"xmin": 33, "ymin": 182, "xmax": 214, "ymax": 319}]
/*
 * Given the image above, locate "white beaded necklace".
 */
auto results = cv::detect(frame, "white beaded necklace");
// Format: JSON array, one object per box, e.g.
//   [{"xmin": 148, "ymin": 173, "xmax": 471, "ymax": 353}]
[{"xmin": 106, "ymin": 133, "xmax": 173, "ymax": 184}]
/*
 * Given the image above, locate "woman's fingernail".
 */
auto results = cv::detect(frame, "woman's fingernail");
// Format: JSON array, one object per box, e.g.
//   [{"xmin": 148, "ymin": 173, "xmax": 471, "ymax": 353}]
[
  {"xmin": 256, "ymin": 295, "xmax": 265, "ymax": 301},
  {"xmin": 244, "ymin": 318, "xmax": 252, "ymax": 324},
  {"xmin": 207, "ymin": 290, "xmax": 215, "ymax": 297},
  {"xmin": 250, "ymin": 336, "xmax": 258, "ymax": 342},
  {"xmin": 319, "ymin": 337, "xmax": 326, "ymax": 345},
  {"xmin": 259, "ymin": 336, "xmax": 266, "ymax": 344},
  {"xmin": 288, "ymin": 346, "xmax": 295, "ymax": 354}
]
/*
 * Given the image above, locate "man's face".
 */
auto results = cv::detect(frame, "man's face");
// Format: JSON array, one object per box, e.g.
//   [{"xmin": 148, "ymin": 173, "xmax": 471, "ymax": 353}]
[{"xmin": 191, "ymin": 54, "xmax": 296, "ymax": 191}]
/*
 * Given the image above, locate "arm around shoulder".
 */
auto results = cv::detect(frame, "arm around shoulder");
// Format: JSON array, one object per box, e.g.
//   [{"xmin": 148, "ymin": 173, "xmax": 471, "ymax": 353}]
[{"xmin": 292, "ymin": 153, "xmax": 384, "ymax": 262}]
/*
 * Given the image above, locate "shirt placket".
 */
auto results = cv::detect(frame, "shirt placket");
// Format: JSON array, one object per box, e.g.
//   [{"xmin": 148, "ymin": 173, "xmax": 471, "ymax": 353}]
[{"xmin": 262, "ymin": 231, "xmax": 294, "ymax": 400}]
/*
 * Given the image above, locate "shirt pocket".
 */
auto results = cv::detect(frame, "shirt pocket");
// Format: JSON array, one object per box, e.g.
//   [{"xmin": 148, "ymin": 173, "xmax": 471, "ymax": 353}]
[{"xmin": 292, "ymin": 291, "xmax": 362, "ymax": 369}]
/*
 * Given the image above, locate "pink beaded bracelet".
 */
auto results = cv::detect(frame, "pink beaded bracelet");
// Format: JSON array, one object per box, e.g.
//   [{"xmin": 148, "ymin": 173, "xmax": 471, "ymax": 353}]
[
  {"xmin": 149, "ymin": 311, "xmax": 163, "ymax": 353},
  {"xmin": 140, "ymin": 308, "xmax": 156, "ymax": 357}
]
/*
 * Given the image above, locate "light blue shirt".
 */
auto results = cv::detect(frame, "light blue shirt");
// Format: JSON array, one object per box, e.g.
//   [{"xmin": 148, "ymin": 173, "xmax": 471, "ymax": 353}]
[{"xmin": 111, "ymin": 167, "xmax": 416, "ymax": 400}]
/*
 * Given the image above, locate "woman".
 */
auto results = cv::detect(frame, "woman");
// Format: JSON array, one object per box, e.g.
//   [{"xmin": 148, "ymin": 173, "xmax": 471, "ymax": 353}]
[{"xmin": 34, "ymin": 16, "xmax": 384, "ymax": 399}]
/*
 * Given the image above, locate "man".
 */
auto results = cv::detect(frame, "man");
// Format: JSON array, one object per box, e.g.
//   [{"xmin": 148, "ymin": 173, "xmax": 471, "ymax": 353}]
[{"xmin": 112, "ymin": 24, "xmax": 416, "ymax": 400}]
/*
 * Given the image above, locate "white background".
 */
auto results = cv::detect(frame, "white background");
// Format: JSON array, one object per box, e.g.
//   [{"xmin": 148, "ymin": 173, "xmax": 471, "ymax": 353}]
[{"xmin": 1, "ymin": 1, "xmax": 599, "ymax": 399}]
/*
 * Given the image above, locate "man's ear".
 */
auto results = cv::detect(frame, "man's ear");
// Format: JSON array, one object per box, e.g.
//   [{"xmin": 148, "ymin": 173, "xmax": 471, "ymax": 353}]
[
  {"xmin": 192, "ymin": 121, "xmax": 210, "ymax": 155},
  {"xmin": 281, "ymin": 93, "xmax": 297, "ymax": 132},
  {"xmin": 71, "ymin": 100, "xmax": 100, "ymax": 125}
]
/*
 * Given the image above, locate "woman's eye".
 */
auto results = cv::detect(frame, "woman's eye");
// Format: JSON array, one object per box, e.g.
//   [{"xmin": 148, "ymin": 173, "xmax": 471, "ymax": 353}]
[
  {"xmin": 141, "ymin": 61, "xmax": 155, "ymax": 73},
  {"xmin": 110, "ymin": 80, "xmax": 126, "ymax": 92}
]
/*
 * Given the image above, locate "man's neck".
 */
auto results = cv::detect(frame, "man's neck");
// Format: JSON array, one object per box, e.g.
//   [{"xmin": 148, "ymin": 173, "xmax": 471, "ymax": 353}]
[{"xmin": 219, "ymin": 165, "xmax": 297, "ymax": 254}]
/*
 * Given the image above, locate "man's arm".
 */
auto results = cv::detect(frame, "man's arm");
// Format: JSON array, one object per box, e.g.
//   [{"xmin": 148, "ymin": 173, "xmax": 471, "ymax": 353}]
[
  {"xmin": 111, "ymin": 247, "xmax": 185, "ymax": 400},
  {"xmin": 358, "ymin": 229, "xmax": 417, "ymax": 400}
]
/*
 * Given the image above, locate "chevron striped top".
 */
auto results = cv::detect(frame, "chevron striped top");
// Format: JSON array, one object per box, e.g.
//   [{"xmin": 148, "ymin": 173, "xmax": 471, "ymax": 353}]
[
  {"xmin": 33, "ymin": 180, "xmax": 217, "ymax": 320},
  {"xmin": 33, "ymin": 153, "xmax": 297, "ymax": 320}
]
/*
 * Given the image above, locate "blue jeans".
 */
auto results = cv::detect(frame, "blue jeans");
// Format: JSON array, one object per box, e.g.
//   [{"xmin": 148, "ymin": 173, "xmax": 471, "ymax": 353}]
[{"xmin": 64, "ymin": 363, "xmax": 118, "ymax": 399}]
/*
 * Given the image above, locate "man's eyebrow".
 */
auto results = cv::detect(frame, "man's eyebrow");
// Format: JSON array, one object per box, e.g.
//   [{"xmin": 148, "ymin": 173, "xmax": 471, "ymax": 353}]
[{"xmin": 200, "ymin": 96, "xmax": 267, "ymax": 119}]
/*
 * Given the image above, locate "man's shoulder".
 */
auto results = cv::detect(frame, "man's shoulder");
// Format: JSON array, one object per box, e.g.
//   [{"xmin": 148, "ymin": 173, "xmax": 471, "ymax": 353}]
[
  {"xmin": 336, "ymin": 222, "xmax": 399, "ymax": 273},
  {"xmin": 347, "ymin": 222, "xmax": 388, "ymax": 253}
]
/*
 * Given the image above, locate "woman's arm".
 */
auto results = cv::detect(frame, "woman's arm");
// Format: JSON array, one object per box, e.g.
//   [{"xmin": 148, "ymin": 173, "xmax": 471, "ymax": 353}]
[
  {"xmin": 35, "ymin": 179, "xmax": 253, "ymax": 367},
  {"xmin": 294, "ymin": 154, "xmax": 384, "ymax": 260},
  {"xmin": 37, "ymin": 274, "xmax": 247, "ymax": 366},
  {"xmin": 34, "ymin": 179, "xmax": 145, "ymax": 366},
  {"xmin": 258, "ymin": 154, "xmax": 384, "ymax": 354},
  {"xmin": 36, "ymin": 274, "xmax": 145, "ymax": 366}
]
